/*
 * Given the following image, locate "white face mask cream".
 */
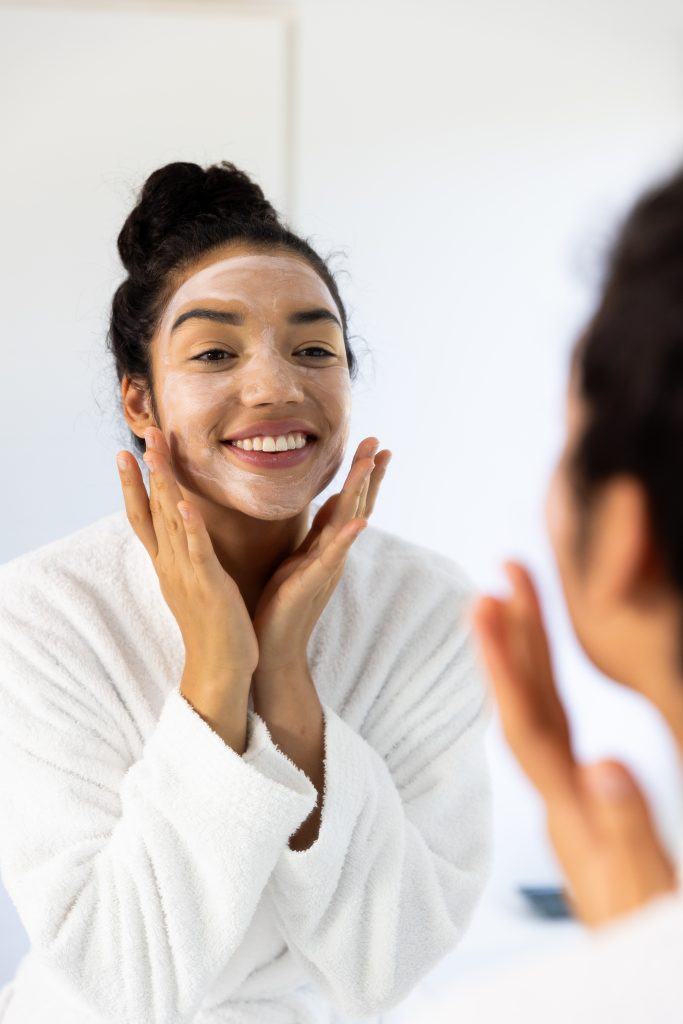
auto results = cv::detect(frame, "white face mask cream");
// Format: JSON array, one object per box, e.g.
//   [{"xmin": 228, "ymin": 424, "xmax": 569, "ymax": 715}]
[{"xmin": 150, "ymin": 251, "xmax": 352, "ymax": 520}]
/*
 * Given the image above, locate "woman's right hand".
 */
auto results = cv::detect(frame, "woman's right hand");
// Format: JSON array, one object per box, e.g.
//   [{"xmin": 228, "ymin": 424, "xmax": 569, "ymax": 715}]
[
  {"xmin": 472, "ymin": 561, "xmax": 676, "ymax": 928},
  {"xmin": 116, "ymin": 425, "xmax": 259, "ymax": 750}
]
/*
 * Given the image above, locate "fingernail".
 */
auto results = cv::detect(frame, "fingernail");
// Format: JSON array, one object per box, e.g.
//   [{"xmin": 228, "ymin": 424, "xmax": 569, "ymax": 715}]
[
  {"xmin": 144, "ymin": 428, "xmax": 155, "ymax": 449},
  {"xmin": 584, "ymin": 763, "xmax": 634, "ymax": 800},
  {"xmin": 143, "ymin": 454, "xmax": 156, "ymax": 473},
  {"xmin": 116, "ymin": 454, "xmax": 128, "ymax": 471}
]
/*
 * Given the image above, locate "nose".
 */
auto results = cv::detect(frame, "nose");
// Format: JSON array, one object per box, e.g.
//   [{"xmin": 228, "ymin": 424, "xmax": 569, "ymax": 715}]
[{"xmin": 238, "ymin": 348, "xmax": 305, "ymax": 407}]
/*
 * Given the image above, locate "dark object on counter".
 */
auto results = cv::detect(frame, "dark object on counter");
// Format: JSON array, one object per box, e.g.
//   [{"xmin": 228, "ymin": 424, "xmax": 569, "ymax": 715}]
[{"xmin": 518, "ymin": 885, "xmax": 573, "ymax": 919}]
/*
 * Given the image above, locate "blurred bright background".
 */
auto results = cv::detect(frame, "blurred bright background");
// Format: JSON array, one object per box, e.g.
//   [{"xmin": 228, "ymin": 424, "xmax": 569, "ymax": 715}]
[{"xmin": 2, "ymin": 0, "xmax": 683, "ymax": 1020}]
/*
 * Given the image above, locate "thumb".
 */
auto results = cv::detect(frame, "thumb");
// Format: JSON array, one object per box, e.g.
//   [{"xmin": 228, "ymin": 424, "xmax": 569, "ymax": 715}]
[
  {"xmin": 581, "ymin": 759, "xmax": 660, "ymax": 843},
  {"xmin": 580, "ymin": 759, "xmax": 677, "ymax": 915}
]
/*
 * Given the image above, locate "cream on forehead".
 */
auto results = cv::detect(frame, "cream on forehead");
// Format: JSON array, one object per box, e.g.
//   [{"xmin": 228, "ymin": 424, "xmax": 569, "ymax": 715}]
[{"xmin": 159, "ymin": 253, "xmax": 339, "ymax": 337}]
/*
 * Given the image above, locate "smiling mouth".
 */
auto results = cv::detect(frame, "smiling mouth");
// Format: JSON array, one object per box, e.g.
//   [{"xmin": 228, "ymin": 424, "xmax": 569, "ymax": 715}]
[
  {"xmin": 220, "ymin": 434, "xmax": 317, "ymax": 468},
  {"xmin": 223, "ymin": 430, "xmax": 315, "ymax": 453}
]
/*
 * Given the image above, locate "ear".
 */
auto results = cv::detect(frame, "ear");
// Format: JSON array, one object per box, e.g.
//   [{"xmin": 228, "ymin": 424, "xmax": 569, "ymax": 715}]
[
  {"xmin": 121, "ymin": 376, "xmax": 157, "ymax": 440},
  {"xmin": 592, "ymin": 476, "xmax": 662, "ymax": 609}
]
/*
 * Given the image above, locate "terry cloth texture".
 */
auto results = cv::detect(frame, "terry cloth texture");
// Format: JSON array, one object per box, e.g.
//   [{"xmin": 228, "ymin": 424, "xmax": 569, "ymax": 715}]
[{"xmin": 0, "ymin": 509, "xmax": 491, "ymax": 1023}]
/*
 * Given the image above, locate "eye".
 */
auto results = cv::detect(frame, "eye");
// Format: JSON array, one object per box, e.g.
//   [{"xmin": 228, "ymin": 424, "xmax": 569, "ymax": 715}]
[
  {"xmin": 296, "ymin": 346, "xmax": 335, "ymax": 359},
  {"xmin": 193, "ymin": 349, "xmax": 236, "ymax": 363}
]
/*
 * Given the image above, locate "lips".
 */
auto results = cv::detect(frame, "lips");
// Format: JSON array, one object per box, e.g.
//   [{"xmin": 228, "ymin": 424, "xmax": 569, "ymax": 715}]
[
  {"xmin": 222, "ymin": 418, "xmax": 319, "ymax": 442},
  {"xmin": 221, "ymin": 435, "xmax": 317, "ymax": 469}
]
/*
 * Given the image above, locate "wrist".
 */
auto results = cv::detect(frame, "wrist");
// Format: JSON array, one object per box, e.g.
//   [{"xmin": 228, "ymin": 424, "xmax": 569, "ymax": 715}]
[
  {"xmin": 252, "ymin": 662, "xmax": 320, "ymax": 718},
  {"xmin": 253, "ymin": 656, "xmax": 310, "ymax": 687},
  {"xmin": 181, "ymin": 660, "xmax": 252, "ymax": 702},
  {"xmin": 179, "ymin": 668, "xmax": 251, "ymax": 755}
]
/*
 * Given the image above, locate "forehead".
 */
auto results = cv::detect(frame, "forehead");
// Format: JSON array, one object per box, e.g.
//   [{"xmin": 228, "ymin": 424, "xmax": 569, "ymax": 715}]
[{"xmin": 159, "ymin": 251, "xmax": 337, "ymax": 332}]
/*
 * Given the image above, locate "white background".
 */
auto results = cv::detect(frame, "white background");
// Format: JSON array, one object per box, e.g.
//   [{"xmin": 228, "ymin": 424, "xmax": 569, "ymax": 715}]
[{"xmin": 2, "ymin": 0, "xmax": 683, "ymax": 1017}]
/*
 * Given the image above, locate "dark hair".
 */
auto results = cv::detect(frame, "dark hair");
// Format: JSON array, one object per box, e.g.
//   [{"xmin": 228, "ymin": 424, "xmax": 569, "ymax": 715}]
[
  {"xmin": 571, "ymin": 164, "xmax": 683, "ymax": 600},
  {"xmin": 106, "ymin": 160, "xmax": 357, "ymax": 456}
]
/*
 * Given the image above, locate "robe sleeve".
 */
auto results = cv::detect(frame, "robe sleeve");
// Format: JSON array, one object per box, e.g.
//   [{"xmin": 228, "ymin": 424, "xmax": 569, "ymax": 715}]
[
  {"xmin": 263, "ymin": 576, "xmax": 493, "ymax": 1017},
  {"xmin": 0, "ymin": 576, "xmax": 317, "ymax": 1024}
]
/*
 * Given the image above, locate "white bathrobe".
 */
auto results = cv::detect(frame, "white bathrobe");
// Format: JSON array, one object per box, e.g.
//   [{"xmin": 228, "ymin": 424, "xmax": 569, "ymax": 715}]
[{"xmin": 0, "ymin": 508, "xmax": 491, "ymax": 1024}]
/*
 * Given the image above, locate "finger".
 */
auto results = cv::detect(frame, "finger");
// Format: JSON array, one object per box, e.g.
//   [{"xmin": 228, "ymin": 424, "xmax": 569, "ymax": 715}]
[
  {"xmin": 364, "ymin": 450, "xmax": 392, "ymax": 517},
  {"xmin": 503, "ymin": 563, "xmax": 571, "ymax": 747},
  {"xmin": 295, "ymin": 518, "xmax": 368, "ymax": 595},
  {"xmin": 581, "ymin": 760, "xmax": 677, "ymax": 902},
  {"xmin": 473, "ymin": 596, "xmax": 577, "ymax": 804},
  {"xmin": 582, "ymin": 760, "xmax": 672, "ymax": 853},
  {"xmin": 505, "ymin": 563, "xmax": 558, "ymax": 701},
  {"xmin": 352, "ymin": 436, "xmax": 380, "ymax": 463},
  {"xmin": 356, "ymin": 460, "xmax": 373, "ymax": 518},
  {"xmin": 295, "ymin": 495, "xmax": 340, "ymax": 558},
  {"xmin": 177, "ymin": 501, "xmax": 224, "ymax": 585},
  {"xmin": 116, "ymin": 450, "xmax": 158, "ymax": 559},
  {"xmin": 322, "ymin": 452, "xmax": 376, "ymax": 539},
  {"xmin": 142, "ymin": 429, "xmax": 190, "ymax": 566},
  {"xmin": 335, "ymin": 437, "xmax": 378, "ymax": 503}
]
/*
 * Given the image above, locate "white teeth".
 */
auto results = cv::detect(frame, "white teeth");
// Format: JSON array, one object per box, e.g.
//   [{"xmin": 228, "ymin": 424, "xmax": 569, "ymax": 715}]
[{"xmin": 231, "ymin": 431, "xmax": 310, "ymax": 452}]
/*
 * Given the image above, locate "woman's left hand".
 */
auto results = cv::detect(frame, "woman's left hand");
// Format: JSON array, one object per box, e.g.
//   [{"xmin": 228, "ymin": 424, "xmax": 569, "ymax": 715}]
[
  {"xmin": 252, "ymin": 437, "xmax": 392, "ymax": 680},
  {"xmin": 472, "ymin": 561, "xmax": 677, "ymax": 928}
]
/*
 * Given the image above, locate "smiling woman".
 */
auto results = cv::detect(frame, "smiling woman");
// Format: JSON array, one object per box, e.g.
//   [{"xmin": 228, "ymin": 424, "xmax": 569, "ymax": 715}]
[{"xmin": 0, "ymin": 160, "xmax": 491, "ymax": 1024}]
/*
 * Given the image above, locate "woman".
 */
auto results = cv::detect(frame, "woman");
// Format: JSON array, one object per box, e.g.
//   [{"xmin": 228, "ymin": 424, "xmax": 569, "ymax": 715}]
[
  {"xmin": 0, "ymin": 161, "xmax": 491, "ymax": 1023},
  {"xmin": 428, "ymin": 165, "xmax": 683, "ymax": 1021}
]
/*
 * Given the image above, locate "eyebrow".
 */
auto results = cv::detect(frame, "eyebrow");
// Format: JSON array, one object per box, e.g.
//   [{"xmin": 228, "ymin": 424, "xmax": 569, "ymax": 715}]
[
  {"xmin": 170, "ymin": 306, "xmax": 342, "ymax": 333},
  {"xmin": 171, "ymin": 308, "xmax": 244, "ymax": 332},
  {"xmin": 288, "ymin": 308, "xmax": 342, "ymax": 329}
]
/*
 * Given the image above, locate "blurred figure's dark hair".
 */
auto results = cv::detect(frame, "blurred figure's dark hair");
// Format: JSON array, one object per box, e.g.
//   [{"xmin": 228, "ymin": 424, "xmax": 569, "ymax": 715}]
[
  {"xmin": 106, "ymin": 161, "xmax": 356, "ymax": 456},
  {"xmin": 571, "ymin": 165, "xmax": 683, "ymax": 596}
]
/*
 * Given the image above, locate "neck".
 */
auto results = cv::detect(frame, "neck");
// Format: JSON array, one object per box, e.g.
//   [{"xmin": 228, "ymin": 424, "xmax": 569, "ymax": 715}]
[
  {"xmin": 654, "ymin": 690, "xmax": 683, "ymax": 768},
  {"xmin": 629, "ymin": 652, "xmax": 683, "ymax": 769},
  {"xmin": 179, "ymin": 490, "xmax": 311, "ymax": 616},
  {"xmin": 611, "ymin": 602, "xmax": 683, "ymax": 765}
]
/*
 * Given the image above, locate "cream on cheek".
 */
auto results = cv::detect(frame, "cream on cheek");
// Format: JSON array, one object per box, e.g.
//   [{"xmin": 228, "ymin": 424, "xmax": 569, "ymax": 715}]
[
  {"xmin": 153, "ymin": 255, "xmax": 352, "ymax": 520},
  {"xmin": 157, "ymin": 362, "xmax": 351, "ymax": 520}
]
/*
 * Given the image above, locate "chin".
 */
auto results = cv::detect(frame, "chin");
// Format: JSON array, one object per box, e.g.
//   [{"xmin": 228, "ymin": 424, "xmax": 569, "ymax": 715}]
[
  {"xmin": 224, "ymin": 491, "xmax": 312, "ymax": 522},
  {"xmin": 241, "ymin": 505, "xmax": 306, "ymax": 522}
]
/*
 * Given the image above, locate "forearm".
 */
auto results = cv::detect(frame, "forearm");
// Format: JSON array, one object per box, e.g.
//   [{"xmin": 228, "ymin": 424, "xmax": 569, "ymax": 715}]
[{"xmin": 252, "ymin": 665, "xmax": 325, "ymax": 850}]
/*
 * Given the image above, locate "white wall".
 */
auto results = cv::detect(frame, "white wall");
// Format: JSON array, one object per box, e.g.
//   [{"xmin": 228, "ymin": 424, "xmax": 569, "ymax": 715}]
[{"xmin": 2, "ymin": 0, "xmax": 683, "ymax": 1011}]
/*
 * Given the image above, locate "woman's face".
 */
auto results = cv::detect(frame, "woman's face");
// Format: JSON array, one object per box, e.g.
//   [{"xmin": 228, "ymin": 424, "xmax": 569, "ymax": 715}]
[{"xmin": 148, "ymin": 246, "xmax": 352, "ymax": 520}]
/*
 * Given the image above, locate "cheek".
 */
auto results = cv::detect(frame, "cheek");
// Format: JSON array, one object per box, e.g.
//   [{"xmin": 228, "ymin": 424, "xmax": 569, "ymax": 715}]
[
  {"xmin": 545, "ymin": 467, "xmax": 565, "ymax": 561},
  {"xmin": 545, "ymin": 465, "xmax": 599, "ymax": 653},
  {"xmin": 159, "ymin": 371, "xmax": 238, "ymax": 435},
  {"xmin": 545, "ymin": 464, "xmax": 579, "ymax": 589},
  {"xmin": 307, "ymin": 367, "xmax": 353, "ymax": 443}
]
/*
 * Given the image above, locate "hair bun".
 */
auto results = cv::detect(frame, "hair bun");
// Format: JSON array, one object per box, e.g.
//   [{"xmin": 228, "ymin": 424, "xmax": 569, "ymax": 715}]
[{"xmin": 117, "ymin": 160, "xmax": 279, "ymax": 279}]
